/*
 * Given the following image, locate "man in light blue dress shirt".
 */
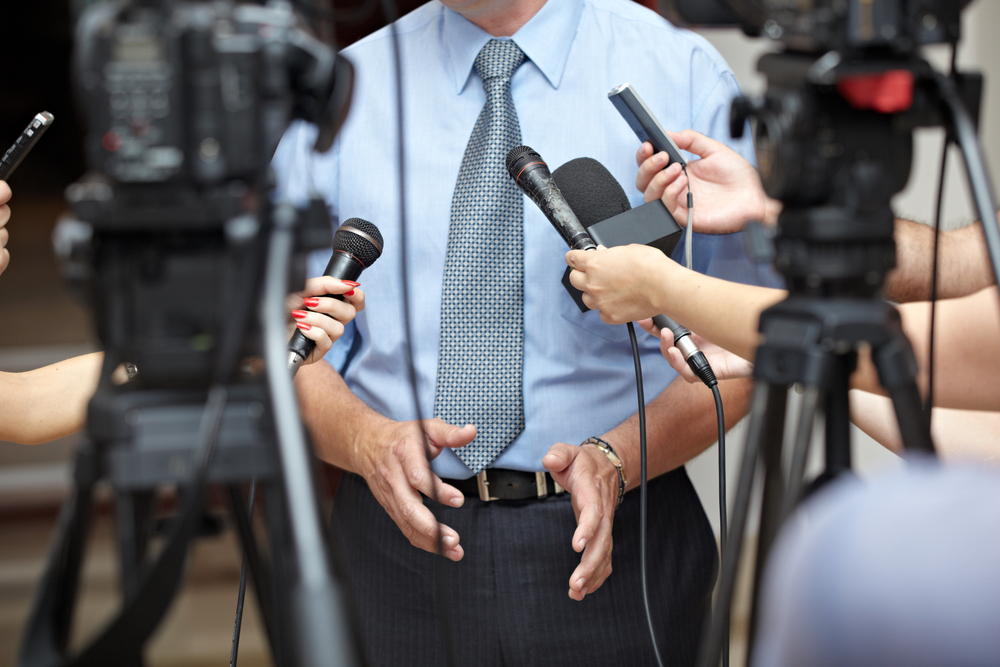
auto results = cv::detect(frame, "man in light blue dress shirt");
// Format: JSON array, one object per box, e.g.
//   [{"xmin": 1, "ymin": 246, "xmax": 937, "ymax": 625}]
[{"xmin": 273, "ymin": 0, "xmax": 775, "ymax": 663}]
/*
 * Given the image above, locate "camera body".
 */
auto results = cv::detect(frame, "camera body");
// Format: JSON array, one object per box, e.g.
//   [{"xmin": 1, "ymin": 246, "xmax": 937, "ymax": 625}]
[
  {"xmin": 759, "ymin": 0, "xmax": 970, "ymax": 54},
  {"xmin": 60, "ymin": 0, "xmax": 343, "ymax": 386},
  {"xmin": 73, "ymin": 0, "xmax": 338, "ymax": 188},
  {"xmin": 669, "ymin": 0, "xmax": 972, "ymax": 54}
]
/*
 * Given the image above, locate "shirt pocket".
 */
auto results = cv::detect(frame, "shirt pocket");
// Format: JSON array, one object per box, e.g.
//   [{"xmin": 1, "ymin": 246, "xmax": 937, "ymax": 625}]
[{"xmin": 556, "ymin": 279, "xmax": 631, "ymax": 344}]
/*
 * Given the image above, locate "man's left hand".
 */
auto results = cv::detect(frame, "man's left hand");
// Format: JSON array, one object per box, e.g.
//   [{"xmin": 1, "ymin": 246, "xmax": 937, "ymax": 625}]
[{"xmin": 543, "ymin": 442, "xmax": 620, "ymax": 601}]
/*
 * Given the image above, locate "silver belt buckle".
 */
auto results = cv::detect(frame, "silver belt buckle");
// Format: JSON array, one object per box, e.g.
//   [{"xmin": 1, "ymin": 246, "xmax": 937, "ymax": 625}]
[
  {"xmin": 535, "ymin": 472, "xmax": 566, "ymax": 497},
  {"xmin": 476, "ymin": 470, "xmax": 495, "ymax": 502}
]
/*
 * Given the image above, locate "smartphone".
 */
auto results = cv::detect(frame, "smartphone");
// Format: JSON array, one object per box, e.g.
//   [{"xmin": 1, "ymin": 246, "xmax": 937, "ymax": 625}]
[
  {"xmin": 608, "ymin": 83, "xmax": 686, "ymax": 168},
  {"xmin": 0, "ymin": 111, "xmax": 55, "ymax": 181}
]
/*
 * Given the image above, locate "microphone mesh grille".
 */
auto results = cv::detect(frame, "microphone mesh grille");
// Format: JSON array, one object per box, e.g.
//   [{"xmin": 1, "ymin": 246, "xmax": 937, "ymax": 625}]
[
  {"xmin": 334, "ymin": 217, "xmax": 384, "ymax": 267},
  {"xmin": 551, "ymin": 158, "xmax": 632, "ymax": 226},
  {"xmin": 505, "ymin": 145, "xmax": 537, "ymax": 174}
]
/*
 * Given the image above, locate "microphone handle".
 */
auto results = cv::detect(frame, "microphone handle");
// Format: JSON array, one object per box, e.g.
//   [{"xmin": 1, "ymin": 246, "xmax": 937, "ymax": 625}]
[
  {"xmin": 519, "ymin": 167, "xmax": 597, "ymax": 251},
  {"xmin": 652, "ymin": 314, "xmax": 717, "ymax": 388},
  {"xmin": 288, "ymin": 252, "xmax": 363, "ymax": 375}
]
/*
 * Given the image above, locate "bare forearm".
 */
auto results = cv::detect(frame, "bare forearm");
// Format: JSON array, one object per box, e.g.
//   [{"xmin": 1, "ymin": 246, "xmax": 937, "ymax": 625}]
[
  {"xmin": 886, "ymin": 218, "xmax": 994, "ymax": 303},
  {"xmin": 0, "ymin": 352, "xmax": 104, "ymax": 445},
  {"xmin": 294, "ymin": 359, "xmax": 388, "ymax": 471},
  {"xmin": 653, "ymin": 264, "xmax": 786, "ymax": 363},
  {"xmin": 602, "ymin": 375, "xmax": 754, "ymax": 491},
  {"xmin": 850, "ymin": 388, "xmax": 1000, "ymax": 462}
]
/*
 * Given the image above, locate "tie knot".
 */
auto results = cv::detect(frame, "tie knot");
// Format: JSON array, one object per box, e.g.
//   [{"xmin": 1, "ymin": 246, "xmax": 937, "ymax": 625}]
[{"xmin": 474, "ymin": 39, "xmax": 526, "ymax": 83}]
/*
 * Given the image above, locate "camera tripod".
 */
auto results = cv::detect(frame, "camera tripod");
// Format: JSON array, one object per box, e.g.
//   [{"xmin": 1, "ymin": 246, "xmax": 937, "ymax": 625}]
[
  {"xmin": 18, "ymin": 200, "xmax": 360, "ymax": 667},
  {"xmin": 696, "ymin": 47, "xmax": 1000, "ymax": 667}
]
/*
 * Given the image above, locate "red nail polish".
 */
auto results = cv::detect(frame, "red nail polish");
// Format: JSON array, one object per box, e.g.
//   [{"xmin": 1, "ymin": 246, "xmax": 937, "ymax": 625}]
[
  {"xmin": 341, "ymin": 280, "xmax": 360, "ymax": 287},
  {"xmin": 296, "ymin": 322, "xmax": 312, "ymax": 331},
  {"xmin": 303, "ymin": 298, "xmax": 319, "ymax": 308},
  {"xmin": 344, "ymin": 289, "xmax": 355, "ymax": 297},
  {"xmin": 292, "ymin": 310, "xmax": 307, "ymax": 319}
]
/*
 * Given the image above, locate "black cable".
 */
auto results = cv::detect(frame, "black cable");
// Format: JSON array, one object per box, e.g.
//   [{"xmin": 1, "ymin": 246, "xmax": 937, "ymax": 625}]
[
  {"xmin": 229, "ymin": 479, "xmax": 257, "ymax": 667},
  {"xmin": 711, "ymin": 383, "xmax": 728, "ymax": 667},
  {"xmin": 925, "ymin": 46, "xmax": 958, "ymax": 426},
  {"xmin": 626, "ymin": 322, "xmax": 665, "ymax": 667},
  {"xmin": 379, "ymin": 0, "xmax": 457, "ymax": 664}
]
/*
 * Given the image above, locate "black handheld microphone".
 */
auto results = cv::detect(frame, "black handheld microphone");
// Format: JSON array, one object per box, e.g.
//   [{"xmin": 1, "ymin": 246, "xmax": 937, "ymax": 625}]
[
  {"xmin": 287, "ymin": 217, "xmax": 383, "ymax": 375},
  {"xmin": 551, "ymin": 158, "xmax": 717, "ymax": 388},
  {"xmin": 505, "ymin": 145, "xmax": 597, "ymax": 251}
]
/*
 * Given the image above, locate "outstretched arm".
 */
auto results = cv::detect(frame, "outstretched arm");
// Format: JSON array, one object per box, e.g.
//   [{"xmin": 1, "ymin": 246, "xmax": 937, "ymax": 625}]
[
  {"xmin": 885, "ymin": 218, "xmax": 995, "ymax": 303},
  {"xmin": 0, "ymin": 352, "xmax": 107, "ymax": 444}
]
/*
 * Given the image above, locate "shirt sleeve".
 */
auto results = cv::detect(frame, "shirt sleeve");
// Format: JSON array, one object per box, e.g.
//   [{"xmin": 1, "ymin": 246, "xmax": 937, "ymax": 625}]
[{"xmin": 271, "ymin": 120, "xmax": 358, "ymax": 371}]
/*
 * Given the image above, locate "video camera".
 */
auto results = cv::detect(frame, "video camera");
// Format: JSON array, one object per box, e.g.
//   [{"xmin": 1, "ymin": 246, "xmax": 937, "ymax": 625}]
[
  {"xmin": 21, "ymin": 2, "xmax": 360, "ymax": 666},
  {"xmin": 668, "ymin": 0, "xmax": 971, "ymax": 53},
  {"xmin": 60, "ymin": 0, "xmax": 348, "ymax": 385}
]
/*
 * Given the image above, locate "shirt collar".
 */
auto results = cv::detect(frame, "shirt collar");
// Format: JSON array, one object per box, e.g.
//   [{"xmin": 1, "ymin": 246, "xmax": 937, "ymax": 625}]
[{"xmin": 443, "ymin": 0, "xmax": 584, "ymax": 95}]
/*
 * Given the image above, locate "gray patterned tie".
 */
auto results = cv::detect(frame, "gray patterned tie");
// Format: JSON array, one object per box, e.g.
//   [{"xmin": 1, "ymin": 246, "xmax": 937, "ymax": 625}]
[{"xmin": 434, "ymin": 39, "xmax": 527, "ymax": 474}]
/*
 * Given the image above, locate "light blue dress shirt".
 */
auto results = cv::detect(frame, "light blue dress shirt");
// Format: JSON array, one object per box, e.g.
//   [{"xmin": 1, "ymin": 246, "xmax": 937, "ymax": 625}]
[{"xmin": 271, "ymin": 0, "xmax": 778, "ymax": 479}]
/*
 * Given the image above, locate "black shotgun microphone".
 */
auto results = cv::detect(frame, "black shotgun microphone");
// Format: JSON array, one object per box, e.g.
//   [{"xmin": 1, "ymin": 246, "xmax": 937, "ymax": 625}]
[
  {"xmin": 551, "ymin": 158, "xmax": 717, "ymax": 388},
  {"xmin": 287, "ymin": 217, "xmax": 384, "ymax": 375},
  {"xmin": 505, "ymin": 145, "xmax": 597, "ymax": 251}
]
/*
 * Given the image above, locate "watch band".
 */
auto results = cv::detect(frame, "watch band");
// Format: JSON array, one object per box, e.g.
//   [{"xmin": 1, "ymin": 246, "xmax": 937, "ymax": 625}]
[{"xmin": 582, "ymin": 437, "xmax": 627, "ymax": 509}]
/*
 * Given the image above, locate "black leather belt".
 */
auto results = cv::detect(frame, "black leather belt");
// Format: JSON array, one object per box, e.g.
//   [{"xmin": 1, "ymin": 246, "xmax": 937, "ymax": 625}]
[{"xmin": 445, "ymin": 469, "xmax": 566, "ymax": 502}]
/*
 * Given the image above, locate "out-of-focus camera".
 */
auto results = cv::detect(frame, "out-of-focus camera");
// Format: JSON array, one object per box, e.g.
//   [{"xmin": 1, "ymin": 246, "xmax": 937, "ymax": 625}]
[
  {"xmin": 73, "ymin": 0, "xmax": 346, "ymax": 187},
  {"xmin": 665, "ymin": 0, "xmax": 972, "ymax": 54}
]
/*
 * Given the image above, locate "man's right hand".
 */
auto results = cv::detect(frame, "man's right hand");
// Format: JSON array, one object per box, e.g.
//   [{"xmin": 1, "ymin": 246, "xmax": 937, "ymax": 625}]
[{"xmin": 354, "ymin": 417, "xmax": 476, "ymax": 562}]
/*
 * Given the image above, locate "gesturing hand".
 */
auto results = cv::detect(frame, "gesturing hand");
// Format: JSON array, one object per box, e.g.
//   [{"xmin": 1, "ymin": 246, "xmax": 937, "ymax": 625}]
[
  {"xmin": 635, "ymin": 129, "xmax": 777, "ymax": 234},
  {"xmin": 356, "ymin": 417, "xmax": 476, "ymax": 561},
  {"xmin": 543, "ymin": 442, "xmax": 620, "ymax": 601}
]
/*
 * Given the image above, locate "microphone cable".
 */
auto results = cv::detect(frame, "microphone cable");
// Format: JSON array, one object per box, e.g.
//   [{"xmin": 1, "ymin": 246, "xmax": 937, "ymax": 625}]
[
  {"xmin": 925, "ymin": 44, "xmax": 958, "ymax": 428},
  {"xmin": 628, "ymin": 321, "xmax": 728, "ymax": 667},
  {"xmin": 626, "ymin": 322, "xmax": 665, "ymax": 667},
  {"xmin": 668, "ymin": 161, "xmax": 730, "ymax": 665},
  {"xmin": 680, "ymin": 162, "xmax": 730, "ymax": 667},
  {"xmin": 380, "ymin": 1, "xmax": 458, "ymax": 665}
]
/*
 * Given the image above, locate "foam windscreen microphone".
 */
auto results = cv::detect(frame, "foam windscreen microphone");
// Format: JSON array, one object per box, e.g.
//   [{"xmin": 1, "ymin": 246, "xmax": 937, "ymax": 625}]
[
  {"xmin": 505, "ymin": 145, "xmax": 597, "ymax": 251},
  {"xmin": 287, "ymin": 217, "xmax": 383, "ymax": 375},
  {"xmin": 552, "ymin": 158, "xmax": 716, "ymax": 387}
]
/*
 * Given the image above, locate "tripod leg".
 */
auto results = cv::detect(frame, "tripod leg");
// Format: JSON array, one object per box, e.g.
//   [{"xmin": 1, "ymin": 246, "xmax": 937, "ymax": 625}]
[
  {"xmin": 115, "ymin": 490, "xmax": 155, "ymax": 601},
  {"xmin": 698, "ymin": 381, "xmax": 786, "ymax": 667},
  {"xmin": 872, "ymin": 326, "xmax": 936, "ymax": 454},
  {"xmin": 18, "ymin": 442, "xmax": 98, "ymax": 666},
  {"xmin": 822, "ymin": 355, "xmax": 854, "ymax": 478},
  {"xmin": 782, "ymin": 387, "xmax": 820, "ymax": 521},
  {"xmin": 747, "ymin": 385, "xmax": 790, "ymax": 661},
  {"xmin": 227, "ymin": 483, "xmax": 283, "ymax": 665}
]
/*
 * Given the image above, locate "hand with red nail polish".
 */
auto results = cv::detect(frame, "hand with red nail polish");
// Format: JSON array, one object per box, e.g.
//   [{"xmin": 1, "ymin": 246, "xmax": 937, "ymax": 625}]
[
  {"xmin": 0, "ymin": 180, "xmax": 12, "ymax": 276},
  {"xmin": 285, "ymin": 276, "xmax": 366, "ymax": 365}
]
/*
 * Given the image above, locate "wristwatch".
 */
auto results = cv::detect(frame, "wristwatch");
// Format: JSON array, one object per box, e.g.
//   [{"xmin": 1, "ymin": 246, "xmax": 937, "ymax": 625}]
[{"xmin": 582, "ymin": 437, "xmax": 627, "ymax": 509}]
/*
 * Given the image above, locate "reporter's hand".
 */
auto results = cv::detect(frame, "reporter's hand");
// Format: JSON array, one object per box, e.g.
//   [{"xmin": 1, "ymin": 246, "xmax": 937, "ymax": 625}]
[
  {"xmin": 543, "ymin": 442, "xmax": 619, "ymax": 601},
  {"xmin": 286, "ymin": 276, "xmax": 365, "ymax": 365},
  {"xmin": 566, "ymin": 244, "xmax": 674, "ymax": 324},
  {"xmin": 0, "ymin": 180, "xmax": 11, "ymax": 275},
  {"xmin": 638, "ymin": 319, "xmax": 754, "ymax": 382},
  {"xmin": 635, "ymin": 130, "xmax": 779, "ymax": 233},
  {"xmin": 355, "ymin": 417, "xmax": 475, "ymax": 561}
]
